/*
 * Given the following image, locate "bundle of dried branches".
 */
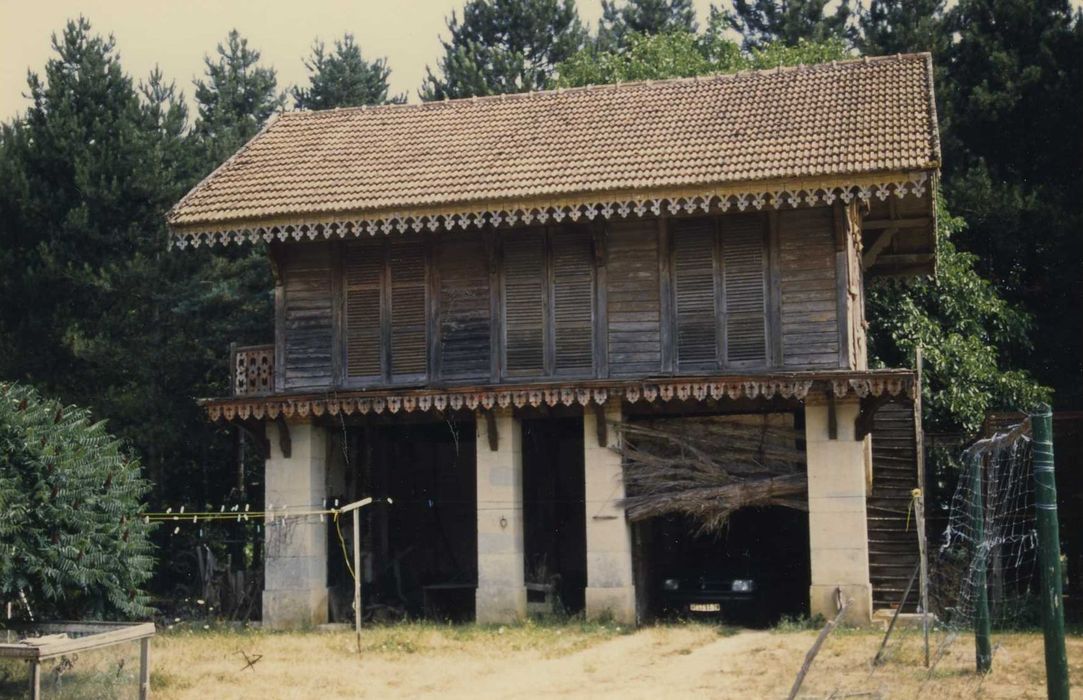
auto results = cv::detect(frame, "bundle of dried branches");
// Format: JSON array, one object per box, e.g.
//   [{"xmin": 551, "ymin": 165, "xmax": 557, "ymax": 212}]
[{"xmin": 617, "ymin": 416, "xmax": 807, "ymax": 534}]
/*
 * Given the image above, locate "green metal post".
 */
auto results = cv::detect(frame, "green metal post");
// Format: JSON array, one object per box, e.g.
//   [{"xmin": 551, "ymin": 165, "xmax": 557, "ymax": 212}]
[
  {"xmin": 971, "ymin": 451, "xmax": 993, "ymax": 674},
  {"xmin": 1031, "ymin": 404, "xmax": 1070, "ymax": 700}
]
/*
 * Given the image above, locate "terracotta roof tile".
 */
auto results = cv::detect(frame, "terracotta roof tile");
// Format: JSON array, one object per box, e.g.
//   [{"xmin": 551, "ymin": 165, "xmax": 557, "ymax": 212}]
[{"xmin": 168, "ymin": 53, "xmax": 939, "ymax": 230}]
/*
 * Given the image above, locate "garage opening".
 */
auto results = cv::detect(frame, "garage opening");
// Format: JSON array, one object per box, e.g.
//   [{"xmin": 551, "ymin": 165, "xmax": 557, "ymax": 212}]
[
  {"xmin": 522, "ymin": 417, "xmax": 587, "ymax": 616},
  {"xmin": 328, "ymin": 417, "xmax": 478, "ymax": 622},
  {"xmin": 623, "ymin": 411, "xmax": 810, "ymax": 625}
]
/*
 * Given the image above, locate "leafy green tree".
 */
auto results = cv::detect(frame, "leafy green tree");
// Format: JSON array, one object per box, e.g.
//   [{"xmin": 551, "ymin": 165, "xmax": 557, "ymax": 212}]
[
  {"xmin": 194, "ymin": 30, "xmax": 285, "ymax": 163},
  {"xmin": 421, "ymin": 0, "xmax": 587, "ymax": 99},
  {"xmin": 857, "ymin": 0, "xmax": 948, "ymax": 56},
  {"xmin": 0, "ymin": 382, "xmax": 155, "ymax": 619},
  {"xmin": 723, "ymin": 0, "xmax": 857, "ymax": 50},
  {"xmin": 596, "ymin": 0, "xmax": 697, "ymax": 50},
  {"xmin": 867, "ymin": 200, "xmax": 1048, "ymax": 432},
  {"xmin": 293, "ymin": 33, "xmax": 405, "ymax": 110},
  {"xmin": 555, "ymin": 30, "xmax": 846, "ymax": 86}
]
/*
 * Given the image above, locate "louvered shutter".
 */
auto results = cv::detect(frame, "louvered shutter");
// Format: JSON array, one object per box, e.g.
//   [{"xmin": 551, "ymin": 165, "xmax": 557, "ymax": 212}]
[
  {"xmin": 722, "ymin": 214, "xmax": 768, "ymax": 365},
  {"xmin": 503, "ymin": 229, "xmax": 546, "ymax": 375},
  {"xmin": 388, "ymin": 238, "xmax": 427, "ymax": 381},
  {"xmin": 344, "ymin": 239, "xmax": 383, "ymax": 380},
  {"xmin": 551, "ymin": 226, "xmax": 594, "ymax": 374},
  {"xmin": 437, "ymin": 232, "xmax": 491, "ymax": 379},
  {"xmin": 672, "ymin": 218, "xmax": 718, "ymax": 370},
  {"xmin": 282, "ymin": 245, "xmax": 334, "ymax": 388},
  {"xmin": 606, "ymin": 221, "xmax": 662, "ymax": 376}
]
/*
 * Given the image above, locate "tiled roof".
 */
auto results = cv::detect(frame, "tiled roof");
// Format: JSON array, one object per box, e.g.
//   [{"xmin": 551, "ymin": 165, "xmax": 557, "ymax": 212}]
[{"xmin": 168, "ymin": 53, "xmax": 939, "ymax": 231}]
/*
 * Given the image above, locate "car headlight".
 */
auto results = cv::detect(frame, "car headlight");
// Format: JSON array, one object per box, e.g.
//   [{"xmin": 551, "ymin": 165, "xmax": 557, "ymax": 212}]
[
  {"xmin": 731, "ymin": 579, "xmax": 755, "ymax": 593},
  {"xmin": 662, "ymin": 578, "xmax": 680, "ymax": 591}
]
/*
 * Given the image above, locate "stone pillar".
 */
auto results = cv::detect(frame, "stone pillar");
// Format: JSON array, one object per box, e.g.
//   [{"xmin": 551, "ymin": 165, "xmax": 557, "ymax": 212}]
[
  {"xmin": 262, "ymin": 421, "xmax": 329, "ymax": 629},
  {"xmin": 583, "ymin": 401, "xmax": 636, "ymax": 624},
  {"xmin": 804, "ymin": 397, "xmax": 873, "ymax": 625},
  {"xmin": 475, "ymin": 409, "xmax": 527, "ymax": 623}
]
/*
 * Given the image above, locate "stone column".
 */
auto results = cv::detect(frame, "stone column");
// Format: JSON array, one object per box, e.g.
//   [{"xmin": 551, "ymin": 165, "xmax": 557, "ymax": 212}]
[
  {"xmin": 583, "ymin": 401, "xmax": 636, "ymax": 624},
  {"xmin": 475, "ymin": 409, "xmax": 527, "ymax": 623},
  {"xmin": 262, "ymin": 421, "xmax": 329, "ymax": 629},
  {"xmin": 804, "ymin": 397, "xmax": 873, "ymax": 625}
]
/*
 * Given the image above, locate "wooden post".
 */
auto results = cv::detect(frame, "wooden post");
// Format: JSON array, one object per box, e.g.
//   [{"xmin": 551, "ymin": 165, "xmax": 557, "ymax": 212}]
[
  {"xmin": 140, "ymin": 636, "xmax": 151, "ymax": 700},
  {"xmin": 787, "ymin": 592, "xmax": 851, "ymax": 700},
  {"xmin": 338, "ymin": 497, "xmax": 373, "ymax": 653},
  {"xmin": 972, "ymin": 451, "xmax": 993, "ymax": 674},
  {"xmin": 353, "ymin": 509, "xmax": 361, "ymax": 654},
  {"xmin": 914, "ymin": 347, "xmax": 930, "ymax": 668},
  {"xmin": 29, "ymin": 660, "xmax": 40, "ymax": 700}
]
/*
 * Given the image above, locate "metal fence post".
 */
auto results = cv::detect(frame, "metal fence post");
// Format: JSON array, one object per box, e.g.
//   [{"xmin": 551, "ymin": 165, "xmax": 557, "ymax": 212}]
[{"xmin": 1031, "ymin": 403, "xmax": 1069, "ymax": 700}]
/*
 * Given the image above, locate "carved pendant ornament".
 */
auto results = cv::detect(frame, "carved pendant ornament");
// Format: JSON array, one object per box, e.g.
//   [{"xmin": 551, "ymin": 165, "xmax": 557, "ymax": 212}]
[
  {"xmin": 203, "ymin": 372, "xmax": 915, "ymax": 423},
  {"xmin": 170, "ymin": 173, "xmax": 931, "ymax": 250}
]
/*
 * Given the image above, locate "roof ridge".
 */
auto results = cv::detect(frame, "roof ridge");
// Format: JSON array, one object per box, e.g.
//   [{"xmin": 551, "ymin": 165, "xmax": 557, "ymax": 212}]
[{"xmin": 280, "ymin": 52, "xmax": 932, "ymax": 120}]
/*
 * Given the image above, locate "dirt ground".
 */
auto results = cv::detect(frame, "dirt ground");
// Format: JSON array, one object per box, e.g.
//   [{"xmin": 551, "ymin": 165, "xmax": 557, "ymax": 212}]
[{"xmin": 151, "ymin": 621, "xmax": 1082, "ymax": 699}]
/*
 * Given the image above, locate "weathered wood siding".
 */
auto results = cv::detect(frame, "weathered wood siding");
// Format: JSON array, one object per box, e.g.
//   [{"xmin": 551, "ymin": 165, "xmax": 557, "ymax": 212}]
[
  {"xmin": 273, "ymin": 205, "xmax": 855, "ymax": 390},
  {"xmin": 778, "ymin": 208, "xmax": 840, "ymax": 368}
]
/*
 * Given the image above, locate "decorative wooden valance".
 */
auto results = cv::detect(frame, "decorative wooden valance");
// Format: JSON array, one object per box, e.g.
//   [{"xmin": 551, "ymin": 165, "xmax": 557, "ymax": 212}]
[
  {"xmin": 170, "ymin": 173, "xmax": 931, "ymax": 249},
  {"xmin": 203, "ymin": 370, "xmax": 915, "ymax": 423}
]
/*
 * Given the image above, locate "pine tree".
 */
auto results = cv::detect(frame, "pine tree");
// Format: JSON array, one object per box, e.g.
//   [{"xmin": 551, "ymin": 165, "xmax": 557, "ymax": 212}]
[
  {"xmin": 0, "ymin": 382, "xmax": 155, "ymax": 619},
  {"xmin": 596, "ymin": 0, "xmax": 697, "ymax": 50},
  {"xmin": 194, "ymin": 30, "xmax": 285, "ymax": 163},
  {"xmin": 420, "ymin": 0, "xmax": 587, "ymax": 99},
  {"xmin": 857, "ymin": 0, "xmax": 948, "ymax": 56},
  {"xmin": 293, "ymin": 33, "xmax": 405, "ymax": 110},
  {"xmin": 724, "ymin": 0, "xmax": 857, "ymax": 50}
]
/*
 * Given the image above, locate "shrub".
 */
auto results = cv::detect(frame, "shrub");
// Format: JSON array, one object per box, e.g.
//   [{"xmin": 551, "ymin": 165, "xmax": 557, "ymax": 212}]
[{"xmin": 0, "ymin": 382, "xmax": 154, "ymax": 619}]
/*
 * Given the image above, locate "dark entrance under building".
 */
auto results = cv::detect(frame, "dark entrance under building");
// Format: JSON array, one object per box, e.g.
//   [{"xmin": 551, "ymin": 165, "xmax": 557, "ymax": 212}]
[
  {"xmin": 522, "ymin": 417, "xmax": 587, "ymax": 616},
  {"xmin": 329, "ymin": 417, "xmax": 478, "ymax": 622},
  {"xmin": 636, "ymin": 506, "xmax": 811, "ymax": 626}
]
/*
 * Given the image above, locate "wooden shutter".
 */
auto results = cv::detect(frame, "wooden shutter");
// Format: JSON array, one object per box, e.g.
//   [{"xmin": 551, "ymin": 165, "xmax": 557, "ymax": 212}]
[
  {"xmin": 502, "ymin": 229, "xmax": 546, "ymax": 375},
  {"xmin": 778, "ymin": 208, "xmax": 839, "ymax": 368},
  {"xmin": 606, "ymin": 221, "xmax": 661, "ymax": 376},
  {"xmin": 388, "ymin": 238, "xmax": 427, "ymax": 381},
  {"xmin": 282, "ymin": 245, "xmax": 334, "ymax": 388},
  {"xmin": 722, "ymin": 214, "xmax": 768, "ymax": 365},
  {"xmin": 672, "ymin": 218, "xmax": 718, "ymax": 370},
  {"xmin": 437, "ymin": 232, "xmax": 491, "ymax": 379},
  {"xmin": 551, "ymin": 226, "xmax": 594, "ymax": 374},
  {"xmin": 344, "ymin": 239, "xmax": 383, "ymax": 380}
]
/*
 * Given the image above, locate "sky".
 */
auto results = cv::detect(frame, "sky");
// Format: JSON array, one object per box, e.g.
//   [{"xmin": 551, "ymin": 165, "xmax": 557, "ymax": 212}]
[{"xmin": 0, "ymin": 0, "xmax": 718, "ymax": 121}]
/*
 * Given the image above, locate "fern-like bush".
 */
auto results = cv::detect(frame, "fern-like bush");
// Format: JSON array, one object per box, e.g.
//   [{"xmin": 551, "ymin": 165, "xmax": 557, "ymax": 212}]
[{"xmin": 0, "ymin": 382, "xmax": 154, "ymax": 619}]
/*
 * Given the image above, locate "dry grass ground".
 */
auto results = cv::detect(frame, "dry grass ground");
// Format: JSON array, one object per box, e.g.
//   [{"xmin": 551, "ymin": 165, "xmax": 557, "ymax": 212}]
[{"xmin": 151, "ymin": 620, "xmax": 1083, "ymax": 699}]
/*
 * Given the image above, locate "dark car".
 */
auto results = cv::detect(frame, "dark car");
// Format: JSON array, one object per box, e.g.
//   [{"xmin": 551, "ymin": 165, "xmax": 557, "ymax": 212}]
[{"xmin": 654, "ymin": 508, "xmax": 809, "ymax": 625}]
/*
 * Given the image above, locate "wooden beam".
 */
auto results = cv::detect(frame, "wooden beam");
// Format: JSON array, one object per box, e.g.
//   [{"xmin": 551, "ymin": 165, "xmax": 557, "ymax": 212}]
[
  {"xmin": 855, "ymin": 394, "xmax": 893, "ymax": 440},
  {"xmin": 862, "ymin": 226, "xmax": 899, "ymax": 269},
  {"xmin": 275, "ymin": 415, "xmax": 292, "ymax": 458},
  {"xmin": 862, "ymin": 217, "xmax": 930, "ymax": 230},
  {"xmin": 484, "ymin": 410, "xmax": 499, "ymax": 451},
  {"xmin": 874, "ymin": 253, "xmax": 935, "ymax": 266},
  {"xmin": 827, "ymin": 391, "xmax": 838, "ymax": 440},
  {"xmin": 236, "ymin": 421, "xmax": 271, "ymax": 460},
  {"xmin": 593, "ymin": 402, "xmax": 607, "ymax": 448}
]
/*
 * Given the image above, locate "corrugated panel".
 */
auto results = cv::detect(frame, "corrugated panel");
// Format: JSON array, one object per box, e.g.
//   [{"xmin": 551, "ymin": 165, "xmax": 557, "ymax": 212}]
[
  {"xmin": 606, "ymin": 221, "xmax": 662, "ymax": 376},
  {"xmin": 722, "ymin": 214, "xmax": 767, "ymax": 365},
  {"xmin": 551, "ymin": 226, "xmax": 594, "ymax": 373},
  {"xmin": 344, "ymin": 239, "xmax": 384, "ymax": 380},
  {"xmin": 284, "ymin": 245, "xmax": 334, "ymax": 388},
  {"xmin": 779, "ymin": 207, "xmax": 840, "ymax": 368},
  {"xmin": 437, "ymin": 231, "xmax": 491, "ymax": 379},
  {"xmin": 388, "ymin": 238, "xmax": 427, "ymax": 379},
  {"xmin": 503, "ymin": 229, "xmax": 546, "ymax": 374},
  {"xmin": 868, "ymin": 401, "xmax": 922, "ymax": 611},
  {"xmin": 672, "ymin": 218, "xmax": 718, "ymax": 370}
]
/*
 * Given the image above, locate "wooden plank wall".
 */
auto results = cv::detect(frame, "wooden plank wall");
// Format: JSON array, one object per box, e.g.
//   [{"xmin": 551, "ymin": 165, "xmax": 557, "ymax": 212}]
[
  {"xmin": 277, "ymin": 206, "xmax": 851, "ymax": 391},
  {"xmin": 867, "ymin": 400, "xmax": 922, "ymax": 611}
]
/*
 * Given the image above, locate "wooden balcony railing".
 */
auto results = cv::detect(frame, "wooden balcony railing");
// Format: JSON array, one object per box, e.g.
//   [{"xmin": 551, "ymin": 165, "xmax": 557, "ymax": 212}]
[{"xmin": 231, "ymin": 344, "xmax": 274, "ymax": 396}]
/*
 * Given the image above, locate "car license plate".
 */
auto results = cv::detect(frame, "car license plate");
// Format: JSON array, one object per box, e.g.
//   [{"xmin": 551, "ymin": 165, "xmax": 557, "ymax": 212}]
[{"xmin": 689, "ymin": 603, "xmax": 721, "ymax": 613}]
